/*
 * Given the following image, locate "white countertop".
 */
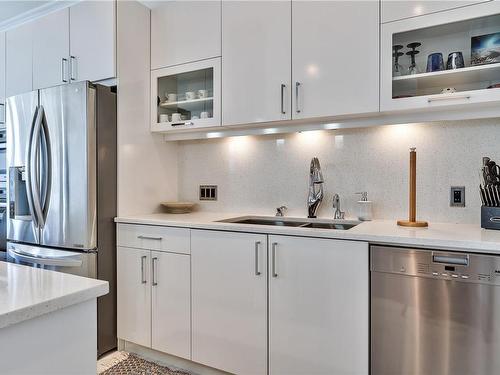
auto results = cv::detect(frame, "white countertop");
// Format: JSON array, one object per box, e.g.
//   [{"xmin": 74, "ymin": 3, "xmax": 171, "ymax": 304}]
[
  {"xmin": 115, "ymin": 212, "xmax": 500, "ymax": 254},
  {"xmin": 0, "ymin": 262, "xmax": 108, "ymax": 329}
]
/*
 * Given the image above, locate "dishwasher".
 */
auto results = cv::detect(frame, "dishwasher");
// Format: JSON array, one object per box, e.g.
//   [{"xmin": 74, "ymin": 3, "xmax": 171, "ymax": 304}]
[{"xmin": 371, "ymin": 245, "xmax": 500, "ymax": 375}]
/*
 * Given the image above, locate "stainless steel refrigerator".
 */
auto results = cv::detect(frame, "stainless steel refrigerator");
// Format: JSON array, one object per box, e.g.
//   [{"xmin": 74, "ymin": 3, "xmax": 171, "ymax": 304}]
[{"xmin": 5, "ymin": 81, "xmax": 117, "ymax": 356}]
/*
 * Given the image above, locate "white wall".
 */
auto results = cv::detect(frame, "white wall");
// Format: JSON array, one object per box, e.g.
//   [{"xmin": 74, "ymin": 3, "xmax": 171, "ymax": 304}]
[
  {"xmin": 116, "ymin": 0, "xmax": 178, "ymax": 216},
  {"xmin": 177, "ymin": 118, "xmax": 500, "ymax": 224}
]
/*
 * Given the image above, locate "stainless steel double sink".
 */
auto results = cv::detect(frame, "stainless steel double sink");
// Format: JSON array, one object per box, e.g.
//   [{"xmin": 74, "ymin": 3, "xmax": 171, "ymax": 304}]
[{"xmin": 218, "ymin": 216, "xmax": 360, "ymax": 230}]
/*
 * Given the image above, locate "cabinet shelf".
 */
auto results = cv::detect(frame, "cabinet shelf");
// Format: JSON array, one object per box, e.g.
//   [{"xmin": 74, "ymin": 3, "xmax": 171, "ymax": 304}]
[
  {"xmin": 393, "ymin": 62, "xmax": 500, "ymax": 93},
  {"xmin": 159, "ymin": 97, "xmax": 214, "ymax": 111}
]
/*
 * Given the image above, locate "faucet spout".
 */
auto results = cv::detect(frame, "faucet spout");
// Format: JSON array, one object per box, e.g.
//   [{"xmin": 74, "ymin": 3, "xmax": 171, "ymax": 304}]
[{"xmin": 307, "ymin": 157, "xmax": 324, "ymax": 218}]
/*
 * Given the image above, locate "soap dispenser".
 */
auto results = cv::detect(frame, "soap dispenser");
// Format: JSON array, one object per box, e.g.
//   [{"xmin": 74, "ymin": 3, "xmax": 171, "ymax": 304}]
[{"xmin": 356, "ymin": 192, "xmax": 373, "ymax": 221}]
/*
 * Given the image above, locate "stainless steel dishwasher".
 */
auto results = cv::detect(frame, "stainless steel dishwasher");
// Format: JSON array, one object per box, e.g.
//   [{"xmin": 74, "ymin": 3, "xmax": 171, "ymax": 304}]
[{"xmin": 371, "ymin": 245, "xmax": 500, "ymax": 375}]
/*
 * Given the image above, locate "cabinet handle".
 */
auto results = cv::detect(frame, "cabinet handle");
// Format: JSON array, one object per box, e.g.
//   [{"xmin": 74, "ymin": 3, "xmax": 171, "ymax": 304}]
[
  {"xmin": 255, "ymin": 241, "xmax": 261, "ymax": 276},
  {"xmin": 295, "ymin": 82, "xmax": 301, "ymax": 113},
  {"xmin": 137, "ymin": 235, "xmax": 162, "ymax": 241},
  {"xmin": 69, "ymin": 56, "xmax": 76, "ymax": 81},
  {"xmin": 272, "ymin": 242, "xmax": 278, "ymax": 278},
  {"xmin": 152, "ymin": 257, "xmax": 158, "ymax": 286},
  {"xmin": 141, "ymin": 255, "xmax": 147, "ymax": 284},
  {"xmin": 280, "ymin": 84, "xmax": 286, "ymax": 114},
  {"xmin": 427, "ymin": 94, "xmax": 470, "ymax": 103},
  {"xmin": 61, "ymin": 58, "xmax": 68, "ymax": 83}
]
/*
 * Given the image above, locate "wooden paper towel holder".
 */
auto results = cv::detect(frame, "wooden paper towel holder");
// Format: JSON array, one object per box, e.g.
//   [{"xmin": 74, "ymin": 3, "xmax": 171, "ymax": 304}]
[{"xmin": 397, "ymin": 147, "xmax": 428, "ymax": 228}]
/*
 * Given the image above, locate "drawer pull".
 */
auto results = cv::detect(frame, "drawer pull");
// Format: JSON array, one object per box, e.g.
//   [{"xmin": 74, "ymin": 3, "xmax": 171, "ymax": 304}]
[
  {"xmin": 427, "ymin": 94, "xmax": 470, "ymax": 103},
  {"xmin": 137, "ymin": 235, "xmax": 162, "ymax": 241}
]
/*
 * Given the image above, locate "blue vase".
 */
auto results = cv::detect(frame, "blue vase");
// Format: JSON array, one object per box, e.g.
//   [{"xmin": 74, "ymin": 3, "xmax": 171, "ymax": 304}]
[{"xmin": 426, "ymin": 53, "xmax": 445, "ymax": 72}]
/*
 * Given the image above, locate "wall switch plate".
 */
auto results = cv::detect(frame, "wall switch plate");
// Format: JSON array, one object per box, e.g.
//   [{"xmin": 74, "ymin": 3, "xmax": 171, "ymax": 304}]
[
  {"xmin": 450, "ymin": 186, "xmax": 465, "ymax": 207},
  {"xmin": 199, "ymin": 185, "xmax": 217, "ymax": 201}
]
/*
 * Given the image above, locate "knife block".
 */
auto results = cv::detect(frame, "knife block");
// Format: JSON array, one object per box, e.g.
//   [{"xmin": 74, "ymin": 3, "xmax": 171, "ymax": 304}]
[{"xmin": 481, "ymin": 206, "xmax": 500, "ymax": 230}]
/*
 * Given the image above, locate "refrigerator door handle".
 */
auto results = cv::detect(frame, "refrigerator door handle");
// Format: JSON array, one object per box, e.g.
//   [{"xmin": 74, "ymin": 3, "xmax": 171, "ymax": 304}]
[
  {"xmin": 25, "ymin": 107, "xmax": 39, "ymax": 228},
  {"xmin": 8, "ymin": 247, "xmax": 83, "ymax": 268},
  {"xmin": 39, "ymin": 106, "xmax": 52, "ymax": 223},
  {"xmin": 29, "ymin": 106, "xmax": 45, "ymax": 228}
]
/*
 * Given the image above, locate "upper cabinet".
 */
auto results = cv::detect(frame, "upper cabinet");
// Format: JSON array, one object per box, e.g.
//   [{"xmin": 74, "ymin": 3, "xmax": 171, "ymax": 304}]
[
  {"xmin": 381, "ymin": 1, "xmax": 500, "ymax": 112},
  {"xmin": 291, "ymin": 1, "xmax": 379, "ymax": 119},
  {"xmin": 382, "ymin": 0, "xmax": 491, "ymax": 23},
  {"xmin": 222, "ymin": 1, "xmax": 291, "ymax": 126},
  {"xmin": 0, "ymin": 32, "xmax": 5, "ymax": 124},
  {"xmin": 151, "ymin": 1, "xmax": 221, "ymax": 70},
  {"xmin": 6, "ymin": 22, "xmax": 33, "ymax": 98},
  {"xmin": 69, "ymin": 0, "xmax": 116, "ymax": 83},
  {"xmin": 5, "ymin": 0, "xmax": 116, "ymax": 97},
  {"xmin": 32, "ymin": 8, "xmax": 70, "ymax": 90}
]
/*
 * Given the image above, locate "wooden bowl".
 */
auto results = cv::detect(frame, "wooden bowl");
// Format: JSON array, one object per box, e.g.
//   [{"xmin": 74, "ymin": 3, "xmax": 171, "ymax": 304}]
[{"xmin": 161, "ymin": 202, "xmax": 196, "ymax": 214}]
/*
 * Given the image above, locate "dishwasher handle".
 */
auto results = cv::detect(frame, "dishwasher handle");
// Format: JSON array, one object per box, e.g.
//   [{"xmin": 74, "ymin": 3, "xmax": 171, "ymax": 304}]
[{"xmin": 432, "ymin": 252, "xmax": 469, "ymax": 266}]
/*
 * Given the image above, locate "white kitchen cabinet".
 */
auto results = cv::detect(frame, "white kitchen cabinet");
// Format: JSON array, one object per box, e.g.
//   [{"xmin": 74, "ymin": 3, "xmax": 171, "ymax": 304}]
[
  {"xmin": 117, "ymin": 246, "xmax": 151, "ymax": 348},
  {"xmin": 69, "ymin": 0, "xmax": 116, "ymax": 82},
  {"xmin": 151, "ymin": 1, "xmax": 221, "ymax": 70},
  {"xmin": 117, "ymin": 223, "xmax": 190, "ymax": 254},
  {"xmin": 0, "ymin": 31, "xmax": 5, "ymax": 124},
  {"xmin": 151, "ymin": 58, "xmax": 221, "ymax": 132},
  {"xmin": 5, "ymin": 22, "xmax": 33, "ymax": 98},
  {"xmin": 268, "ymin": 235, "xmax": 369, "ymax": 375},
  {"xmin": 32, "ymin": 8, "xmax": 70, "ymax": 90},
  {"xmin": 381, "ymin": 2, "xmax": 500, "ymax": 112},
  {"xmin": 191, "ymin": 230, "xmax": 267, "ymax": 375},
  {"xmin": 291, "ymin": 1, "xmax": 379, "ymax": 119},
  {"xmin": 151, "ymin": 250, "xmax": 191, "ymax": 360},
  {"xmin": 222, "ymin": 1, "xmax": 291, "ymax": 126},
  {"xmin": 381, "ymin": 0, "xmax": 491, "ymax": 23}
]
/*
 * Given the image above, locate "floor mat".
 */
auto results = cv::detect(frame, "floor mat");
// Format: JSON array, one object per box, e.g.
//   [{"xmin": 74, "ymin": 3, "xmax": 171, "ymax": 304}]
[{"xmin": 98, "ymin": 351, "xmax": 191, "ymax": 375}]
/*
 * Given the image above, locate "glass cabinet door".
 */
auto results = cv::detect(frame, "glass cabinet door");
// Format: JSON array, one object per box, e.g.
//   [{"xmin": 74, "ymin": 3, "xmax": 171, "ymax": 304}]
[
  {"xmin": 381, "ymin": 2, "xmax": 500, "ymax": 111},
  {"xmin": 151, "ymin": 58, "xmax": 221, "ymax": 131}
]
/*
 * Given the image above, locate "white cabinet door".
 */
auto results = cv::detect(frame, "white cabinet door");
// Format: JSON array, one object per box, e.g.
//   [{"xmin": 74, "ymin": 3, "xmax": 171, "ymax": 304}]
[
  {"xmin": 268, "ymin": 236, "xmax": 369, "ymax": 375},
  {"xmin": 191, "ymin": 230, "xmax": 267, "ymax": 375},
  {"xmin": 5, "ymin": 22, "xmax": 33, "ymax": 97},
  {"xmin": 32, "ymin": 8, "xmax": 70, "ymax": 90},
  {"xmin": 222, "ymin": 0, "xmax": 291, "ymax": 126},
  {"xmin": 151, "ymin": 251, "xmax": 191, "ymax": 360},
  {"xmin": 0, "ymin": 31, "xmax": 5, "ymax": 102},
  {"xmin": 117, "ymin": 247, "xmax": 151, "ymax": 347},
  {"xmin": 70, "ymin": 0, "xmax": 116, "ymax": 82},
  {"xmin": 0, "ymin": 31, "xmax": 5, "ymax": 124},
  {"xmin": 151, "ymin": 1, "xmax": 221, "ymax": 69},
  {"xmin": 291, "ymin": 1, "xmax": 379, "ymax": 119},
  {"xmin": 381, "ymin": 0, "xmax": 490, "ymax": 23}
]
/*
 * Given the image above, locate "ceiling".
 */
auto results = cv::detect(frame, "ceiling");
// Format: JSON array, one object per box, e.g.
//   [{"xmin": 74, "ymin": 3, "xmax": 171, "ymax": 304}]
[{"xmin": 0, "ymin": 1, "xmax": 51, "ymax": 23}]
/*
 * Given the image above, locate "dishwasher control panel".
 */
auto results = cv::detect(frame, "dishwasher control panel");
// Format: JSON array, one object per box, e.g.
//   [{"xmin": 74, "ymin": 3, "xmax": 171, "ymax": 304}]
[{"xmin": 371, "ymin": 245, "xmax": 500, "ymax": 286}]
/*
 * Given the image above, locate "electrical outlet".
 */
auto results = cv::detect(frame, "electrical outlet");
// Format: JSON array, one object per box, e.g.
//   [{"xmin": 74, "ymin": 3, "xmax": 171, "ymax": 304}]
[
  {"xmin": 450, "ymin": 186, "xmax": 465, "ymax": 207},
  {"xmin": 199, "ymin": 185, "xmax": 217, "ymax": 201}
]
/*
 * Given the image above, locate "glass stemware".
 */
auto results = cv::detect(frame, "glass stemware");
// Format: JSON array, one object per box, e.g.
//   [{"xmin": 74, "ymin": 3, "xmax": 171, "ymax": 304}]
[
  {"xmin": 393, "ymin": 45, "xmax": 404, "ymax": 77},
  {"xmin": 406, "ymin": 42, "xmax": 421, "ymax": 75}
]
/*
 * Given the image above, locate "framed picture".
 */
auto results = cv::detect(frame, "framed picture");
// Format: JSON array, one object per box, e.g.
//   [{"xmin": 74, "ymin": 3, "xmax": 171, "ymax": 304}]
[{"xmin": 471, "ymin": 32, "xmax": 500, "ymax": 66}]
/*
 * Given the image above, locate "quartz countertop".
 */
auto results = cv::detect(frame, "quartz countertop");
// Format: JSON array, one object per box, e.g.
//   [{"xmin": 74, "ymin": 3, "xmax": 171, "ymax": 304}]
[
  {"xmin": 115, "ymin": 212, "xmax": 500, "ymax": 254},
  {"xmin": 0, "ymin": 262, "xmax": 108, "ymax": 329}
]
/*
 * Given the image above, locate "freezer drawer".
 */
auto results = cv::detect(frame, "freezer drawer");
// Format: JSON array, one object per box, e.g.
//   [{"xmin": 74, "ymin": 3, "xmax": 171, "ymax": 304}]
[{"xmin": 7, "ymin": 242, "xmax": 96, "ymax": 278}]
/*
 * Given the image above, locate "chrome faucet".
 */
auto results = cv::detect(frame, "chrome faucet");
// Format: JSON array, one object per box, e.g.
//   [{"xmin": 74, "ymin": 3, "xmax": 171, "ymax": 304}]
[
  {"xmin": 333, "ymin": 193, "xmax": 345, "ymax": 220},
  {"xmin": 307, "ymin": 157, "xmax": 324, "ymax": 218}
]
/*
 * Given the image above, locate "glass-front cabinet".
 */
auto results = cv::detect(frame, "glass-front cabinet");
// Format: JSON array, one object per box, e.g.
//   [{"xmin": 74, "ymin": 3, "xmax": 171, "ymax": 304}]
[
  {"xmin": 381, "ymin": 2, "xmax": 500, "ymax": 111},
  {"xmin": 151, "ymin": 58, "xmax": 221, "ymax": 131}
]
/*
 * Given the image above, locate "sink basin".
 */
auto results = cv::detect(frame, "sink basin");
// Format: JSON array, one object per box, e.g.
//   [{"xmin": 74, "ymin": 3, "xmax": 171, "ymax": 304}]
[
  {"xmin": 222, "ymin": 218, "xmax": 309, "ymax": 227},
  {"xmin": 218, "ymin": 216, "xmax": 360, "ymax": 230},
  {"xmin": 301, "ymin": 222, "xmax": 358, "ymax": 230}
]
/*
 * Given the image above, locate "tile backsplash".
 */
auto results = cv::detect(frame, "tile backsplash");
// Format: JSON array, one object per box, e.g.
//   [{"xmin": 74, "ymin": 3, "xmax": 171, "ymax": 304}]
[{"xmin": 177, "ymin": 118, "xmax": 500, "ymax": 224}]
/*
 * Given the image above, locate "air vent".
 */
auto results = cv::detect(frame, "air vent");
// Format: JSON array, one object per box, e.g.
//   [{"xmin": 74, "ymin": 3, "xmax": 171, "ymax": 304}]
[
  {"xmin": 417, "ymin": 263, "xmax": 430, "ymax": 274},
  {"xmin": 199, "ymin": 185, "xmax": 217, "ymax": 201}
]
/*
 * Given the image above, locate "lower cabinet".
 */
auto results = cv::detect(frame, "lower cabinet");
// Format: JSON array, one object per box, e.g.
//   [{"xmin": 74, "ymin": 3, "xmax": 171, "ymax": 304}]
[
  {"xmin": 117, "ymin": 246, "xmax": 191, "ymax": 359},
  {"xmin": 191, "ymin": 230, "xmax": 268, "ymax": 375},
  {"xmin": 268, "ymin": 235, "xmax": 369, "ymax": 375}
]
